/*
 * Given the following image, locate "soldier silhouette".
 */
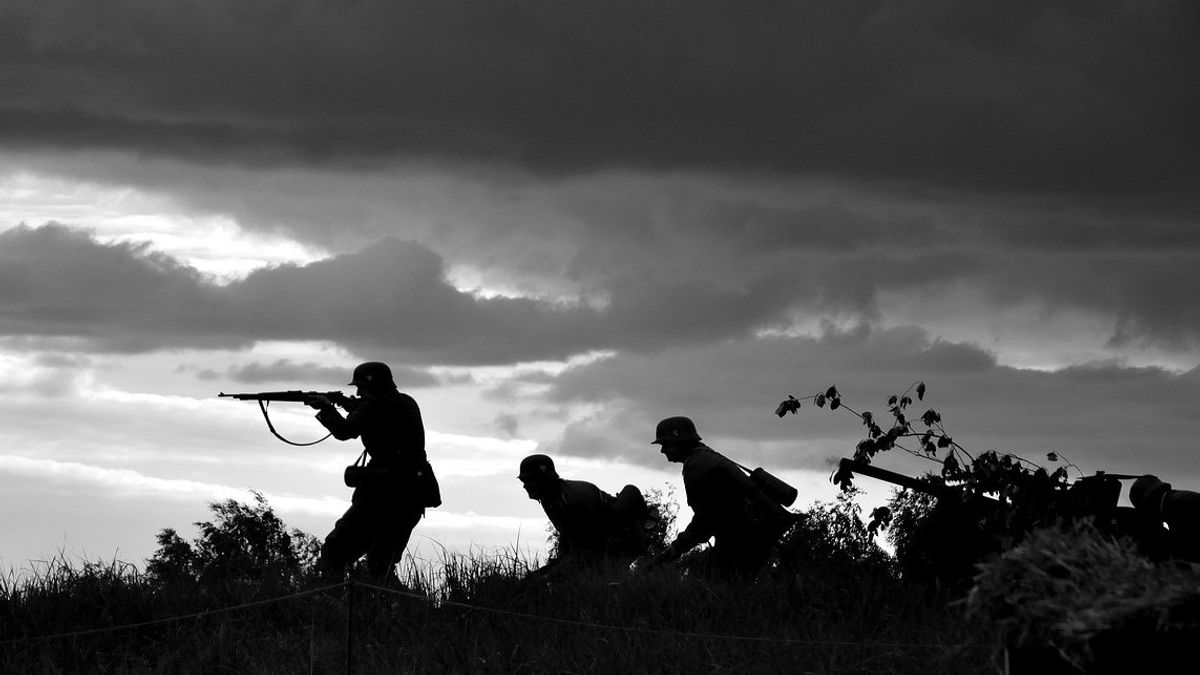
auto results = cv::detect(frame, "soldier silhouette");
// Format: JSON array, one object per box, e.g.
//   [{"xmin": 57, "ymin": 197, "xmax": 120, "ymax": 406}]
[
  {"xmin": 518, "ymin": 454, "xmax": 650, "ymax": 577},
  {"xmin": 305, "ymin": 362, "xmax": 440, "ymax": 583},
  {"xmin": 648, "ymin": 416, "xmax": 792, "ymax": 580},
  {"xmin": 1130, "ymin": 474, "xmax": 1200, "ymax": 562}
]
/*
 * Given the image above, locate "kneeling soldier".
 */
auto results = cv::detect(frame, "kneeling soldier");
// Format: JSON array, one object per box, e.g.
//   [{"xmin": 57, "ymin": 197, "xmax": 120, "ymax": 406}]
[
  {"xmin": 649, "ymin": 416, "xmax": 792, "ymax": 581},
  {"xmin": 518, "ymin": 454, "xmax": 650, "ymax": 576}
]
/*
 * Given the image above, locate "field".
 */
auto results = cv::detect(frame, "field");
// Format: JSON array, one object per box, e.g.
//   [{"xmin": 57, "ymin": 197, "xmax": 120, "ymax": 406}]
[
  {"xmin": 0, "ymin": 551, "xmax": 991, "ymax": 674},
  {"xmin": 12, "ymin": 490, "xmax": 1198, "ymax": 673}
]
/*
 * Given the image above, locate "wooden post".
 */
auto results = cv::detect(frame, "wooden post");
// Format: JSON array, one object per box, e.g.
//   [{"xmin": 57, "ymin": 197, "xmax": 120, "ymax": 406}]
[{"xmin": 345, "ymin": 580, "xmax": 354, "ymax": 675}]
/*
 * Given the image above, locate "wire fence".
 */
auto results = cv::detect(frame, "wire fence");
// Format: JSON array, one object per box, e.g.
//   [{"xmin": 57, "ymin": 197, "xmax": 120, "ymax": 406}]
[{"xmin": 1, "ymin": 579, "xmax": 961, "ymax": 652}]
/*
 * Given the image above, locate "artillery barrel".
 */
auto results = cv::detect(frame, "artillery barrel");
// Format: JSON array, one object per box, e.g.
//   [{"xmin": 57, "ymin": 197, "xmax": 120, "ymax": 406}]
[{"xmin": 838, "ymin": 458, "xmax": 957, "ymax": 498}]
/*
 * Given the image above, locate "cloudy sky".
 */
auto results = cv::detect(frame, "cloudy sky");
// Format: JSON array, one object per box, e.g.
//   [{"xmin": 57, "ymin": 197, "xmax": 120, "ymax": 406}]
[{"xmin": 2, "ymin": 0, "xmax": 1199, "ymax": 573}]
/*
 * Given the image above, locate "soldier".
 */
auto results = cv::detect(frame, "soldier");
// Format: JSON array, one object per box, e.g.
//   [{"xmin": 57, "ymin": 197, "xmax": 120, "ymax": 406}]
[
  {"xmin": 649, "ymin": 416, "xmax": 792, "ymax": 580},
  {"xmin": 518, "ymin": 454, "xmax": 650, "ymax": 576},
  {"xmin": 304, "ymin": 361, "xmax": 440, "ymax": 582},
  {"xmin": 1129, "ymin": 474, "xmax": 1200, "ymax": 562}
]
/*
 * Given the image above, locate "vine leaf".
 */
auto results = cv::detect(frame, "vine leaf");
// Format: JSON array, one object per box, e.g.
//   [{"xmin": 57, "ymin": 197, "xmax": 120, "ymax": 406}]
[
  {"xmin": 831, "ymin": 464, "xmax": 855, "ymax": 492},
  {"xmin": 775, "ymin": 395, "xmax": 801, "ymax": 417},
  {"xmin": 867, "ymin": 506, "xmax": 892, "ymax": 535}
]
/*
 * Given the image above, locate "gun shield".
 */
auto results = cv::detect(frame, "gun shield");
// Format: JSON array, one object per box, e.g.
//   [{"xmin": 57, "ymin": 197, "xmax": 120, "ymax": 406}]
[{"xmin": 751, "ymin": 467, "xmax": 798, "ymax": 507}]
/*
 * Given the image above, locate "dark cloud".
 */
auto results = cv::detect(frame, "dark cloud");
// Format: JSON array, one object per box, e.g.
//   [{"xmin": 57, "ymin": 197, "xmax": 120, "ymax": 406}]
[
  {"xmin": 1, "ymin": 1, "xmax": 1197, "ymax": 194},
  {"xmin": 0, "ymin": 223, "xmax": 224, "ymax": 350},
  {"xmin": 0, "ymin": 224, "xmax": 601, "ymax": 362},
  {"xmin": 3, "ymin": 223, "xmax": 1199, "ymax": 366}
]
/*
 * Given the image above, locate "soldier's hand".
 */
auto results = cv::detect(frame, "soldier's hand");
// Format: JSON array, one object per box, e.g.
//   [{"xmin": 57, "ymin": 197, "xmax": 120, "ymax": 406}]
[{"xmin": 304, "ymin": 395, "xmax": 332, "ymax": 409}]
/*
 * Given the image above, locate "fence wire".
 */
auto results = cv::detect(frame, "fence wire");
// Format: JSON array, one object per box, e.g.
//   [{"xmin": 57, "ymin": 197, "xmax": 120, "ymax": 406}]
[{"xmin": 2, "ymin": 579, "xmax": 960, "ymax": 652}]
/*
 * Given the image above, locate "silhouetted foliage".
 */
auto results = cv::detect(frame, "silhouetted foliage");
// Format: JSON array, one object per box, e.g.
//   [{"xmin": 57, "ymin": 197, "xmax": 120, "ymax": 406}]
[
  {"xmin": 778, "ymin": 381, "xmax": 1131, "ymax": 591},
  {"xmin": 146, "ymin": 491, "xmax": 320, "ymax": 587},
  {"xmin": 882, "ymin": 485, "xmax": 998, "ymax": 591},
  {"xmin": 773, "ymin": 488, "xmax": 895, "ymax": 577}
]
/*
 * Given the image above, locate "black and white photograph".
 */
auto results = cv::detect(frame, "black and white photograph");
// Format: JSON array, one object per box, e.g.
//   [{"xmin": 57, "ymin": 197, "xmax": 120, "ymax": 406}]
[{"xmin": 1, "ymin": 1, "xmax": 1198, "ymax": 671}]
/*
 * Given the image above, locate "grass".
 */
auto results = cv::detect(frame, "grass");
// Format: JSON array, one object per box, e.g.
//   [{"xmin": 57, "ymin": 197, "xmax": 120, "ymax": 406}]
[{"xmin": 0, "ymin": 549, "xmax": 992, "ymax": 674}]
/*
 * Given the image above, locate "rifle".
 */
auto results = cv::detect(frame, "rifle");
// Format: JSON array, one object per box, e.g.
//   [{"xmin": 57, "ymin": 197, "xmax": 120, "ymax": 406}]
[
  {"xmin": 219, "ymin": 390, "xmax": 349, "ymax": 403},
  {"xmin": 219, "ymin": 390, "xmax": 354, "ymax": 446}
]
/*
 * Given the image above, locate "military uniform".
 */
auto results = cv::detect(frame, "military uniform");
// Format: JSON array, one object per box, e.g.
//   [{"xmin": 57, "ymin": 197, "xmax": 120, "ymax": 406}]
[
  {"xmin": 652, "ymin": 416, "xmax": 791, "ymax": 580},
  {"xmin": 671, "ymin": 444, "xmax": 790, "ymax": 579},
  {"xmin": 315, "ymin": 368, "xmax": 438, "ymax": 581},
  {"xmin": 543, "ymin": 479, "xmax": 646, "ymax": 562},
  {"xmin": 519, "ymin": 454, "xmax": 649, "ymax": 575}
]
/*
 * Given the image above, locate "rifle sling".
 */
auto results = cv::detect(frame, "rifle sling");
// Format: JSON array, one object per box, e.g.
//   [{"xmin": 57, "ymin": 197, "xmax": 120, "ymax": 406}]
[{"xmin": 258, "ymin": 399, "xmax": 332, "ymax": 447}]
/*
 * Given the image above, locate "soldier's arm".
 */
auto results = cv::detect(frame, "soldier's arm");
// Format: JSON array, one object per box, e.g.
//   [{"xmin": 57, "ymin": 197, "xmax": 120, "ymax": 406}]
[
  {"xmin": 315, "ymin": 399, "xmax": 373, "ymax": 441},
  {"xmin": 667, "ymin": 513, "xmax": 716, "ymax": 557}
]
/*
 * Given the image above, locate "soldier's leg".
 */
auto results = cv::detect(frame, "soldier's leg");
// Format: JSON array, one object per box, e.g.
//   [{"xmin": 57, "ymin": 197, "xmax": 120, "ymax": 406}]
[
  {"xmin": 364, "ymin": 509, "xmax": 423, "ymax": 582},
  {"xmin": 318, "ymin": 504, "xmax": 374, "ymax": 580}
]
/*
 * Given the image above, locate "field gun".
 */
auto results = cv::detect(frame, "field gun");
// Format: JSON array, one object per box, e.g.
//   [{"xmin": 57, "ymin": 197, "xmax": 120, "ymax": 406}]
[
  {"xmin": 833, "ymin": 456, "xmax": 1178, "ymax": 591},
  {"xmin": 836, "ymin": 457, "xmax": 1173, "ymax": 561},
  {"xmin": 837, "ymin": 457, "xmax": 1138, "ymax": 521}
]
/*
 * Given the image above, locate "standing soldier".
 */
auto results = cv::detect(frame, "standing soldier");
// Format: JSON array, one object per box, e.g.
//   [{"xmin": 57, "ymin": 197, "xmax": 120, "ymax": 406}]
[
  {"xmin": 305, "ymin": 361, "xmax": 440, "ymax": 583},
  {"xmin": 649, "ymin": 416, "xmax": 792, "ymax": 580},
  {"xmin": 518, "ymin": 454, "xmax": 650, "ymax": 576}
]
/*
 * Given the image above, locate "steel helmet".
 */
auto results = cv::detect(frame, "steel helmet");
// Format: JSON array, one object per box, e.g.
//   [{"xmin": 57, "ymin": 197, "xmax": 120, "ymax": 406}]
[
  {"xmin": 518, "ymin": 454, "xmax": 559, "ymax": 480},
  {"xmin": 652, "ymin": 416, "xmax": 701, "ymax": 445},
  {"xmin": 1130, "ymin": 475, "xmax": 1171, "ymax": 511},
  {"xmin": 348, "ymin": 361, "xmax": 395, "ymax": 388}
]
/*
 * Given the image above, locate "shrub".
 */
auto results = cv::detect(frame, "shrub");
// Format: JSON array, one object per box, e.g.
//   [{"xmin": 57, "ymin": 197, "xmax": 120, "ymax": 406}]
[
  {"xmin": 146, "ymin": 491, "xmax": 320, "ymax": 588},
  {"xmin": 774, "ymin": 487, "xmax": 896, "ymax": 577}
]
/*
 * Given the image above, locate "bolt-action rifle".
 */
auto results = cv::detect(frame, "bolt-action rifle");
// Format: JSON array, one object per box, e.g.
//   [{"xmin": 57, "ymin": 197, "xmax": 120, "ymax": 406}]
[{"xmin": 219, "ymin": 390, "xmax": 355, "ymax": 446}]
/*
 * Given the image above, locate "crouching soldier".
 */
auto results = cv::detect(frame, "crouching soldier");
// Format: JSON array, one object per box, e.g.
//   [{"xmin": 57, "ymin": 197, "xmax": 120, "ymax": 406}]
[
  {"xmin": 518, "ymin": 454, "xmax": 651, "ymax": 577},
  {"xmin": 647, "ymin": 416, "xmax": 793, "ymax": 581}
]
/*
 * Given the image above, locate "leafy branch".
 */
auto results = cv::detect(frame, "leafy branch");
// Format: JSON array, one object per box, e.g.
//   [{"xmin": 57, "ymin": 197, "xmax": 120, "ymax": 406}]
[{"xmin": 776, "ymin": 382, "xmax": 1082, "ymax": 511}]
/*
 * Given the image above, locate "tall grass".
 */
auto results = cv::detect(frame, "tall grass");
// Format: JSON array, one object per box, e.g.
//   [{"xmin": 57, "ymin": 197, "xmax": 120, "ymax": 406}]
[{"xmin": 0, "ymin": 548, "xmax": 991, "ymax": 674}]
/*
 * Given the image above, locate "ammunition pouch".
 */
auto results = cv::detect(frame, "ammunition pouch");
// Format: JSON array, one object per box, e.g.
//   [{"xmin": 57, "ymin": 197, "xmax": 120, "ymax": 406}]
[
  {"xmin": 344, "ymin": 451, "xmax": 441, "ymax": 508},
  {"xmin": 344, "ymin": 465, "xmax": 372, "ymax": 488},
  {"xmin": 344, "ymin": 449, "xmax": 371, "ymax": 488}
]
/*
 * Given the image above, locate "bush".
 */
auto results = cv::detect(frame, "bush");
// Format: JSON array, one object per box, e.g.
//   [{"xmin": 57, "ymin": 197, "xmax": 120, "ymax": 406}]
[
  {"xmin": 774, "ymin": 488, "xmax": 896, "ymax": 577},
  {"xmin": 146, "ymin": 491, "xmax": 320, "ymax": 588}
]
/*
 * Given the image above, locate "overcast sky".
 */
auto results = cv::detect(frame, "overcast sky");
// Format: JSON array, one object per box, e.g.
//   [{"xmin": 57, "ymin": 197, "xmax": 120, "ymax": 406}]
[{"xmin": 2, "ymin": 0, "xmax": 1198, "ymax": 574}]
